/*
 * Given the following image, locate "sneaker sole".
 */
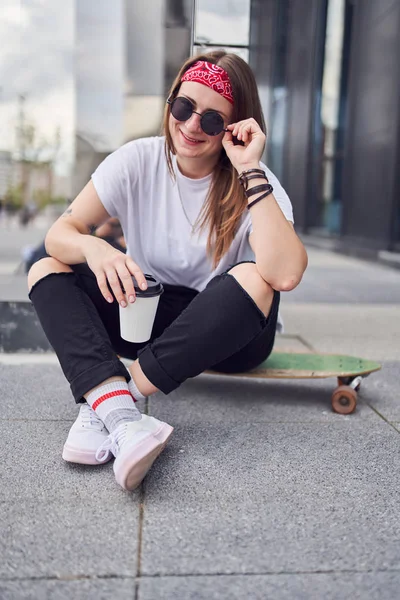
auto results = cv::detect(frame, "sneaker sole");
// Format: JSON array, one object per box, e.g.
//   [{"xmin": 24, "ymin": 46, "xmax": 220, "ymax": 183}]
[
  {"xmin": 62, "ymin": 444, "xmax": 112, "ymax": 466},
  {"xmin": 114, "ymin": 423, "xmax": 174, "ymax": 491}
]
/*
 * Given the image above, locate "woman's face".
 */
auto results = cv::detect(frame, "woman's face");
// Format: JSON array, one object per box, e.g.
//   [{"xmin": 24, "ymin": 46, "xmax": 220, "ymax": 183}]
[{"xmin": 169, "ymin": 81, "xmax": 233, "ymax": 166}]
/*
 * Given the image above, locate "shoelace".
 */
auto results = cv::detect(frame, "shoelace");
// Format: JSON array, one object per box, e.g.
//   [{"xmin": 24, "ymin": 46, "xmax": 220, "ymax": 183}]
[
  {"xmin": 80, "ymin": 404, "xmax": 104, "ymax": 432},
  {"xmin": 95, "ymin": 423, "xmax": 128, "ymax": 463}
]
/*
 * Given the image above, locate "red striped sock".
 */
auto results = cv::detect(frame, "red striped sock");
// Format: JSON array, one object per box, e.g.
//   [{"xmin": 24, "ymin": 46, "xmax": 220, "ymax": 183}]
[{"xmin": 86, "ymin": 381, "xmax": 141, "ymax": 433}]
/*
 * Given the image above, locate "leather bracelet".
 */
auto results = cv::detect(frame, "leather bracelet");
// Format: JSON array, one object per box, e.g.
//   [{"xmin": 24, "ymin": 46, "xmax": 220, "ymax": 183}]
[
  {"xmin": 238, "ymin": 168, "xmax": 267, "ymax": 190},
  {"xmin": 245, "ymin": 183, "xmax": 272, "ymax": 198},
  {"xmin": 243, "ymin": 173, "xmax": 268, "ymax": 188},
  {"xmin": 247, "ymin": 186, "xmax": 274, "ymax": 209},
  {"xmin": 238, "ymin": 168, "xmax": 265, "ymax": 179}
]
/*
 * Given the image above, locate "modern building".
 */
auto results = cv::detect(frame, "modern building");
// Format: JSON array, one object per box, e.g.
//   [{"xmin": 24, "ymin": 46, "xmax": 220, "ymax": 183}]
[
  {"xmin": 249, "ymin": 0, "xmax": 400, "ymax": 260},
  {"xmin": 125, "ymin": 0, "xmax": 400, "ymax": 260}
]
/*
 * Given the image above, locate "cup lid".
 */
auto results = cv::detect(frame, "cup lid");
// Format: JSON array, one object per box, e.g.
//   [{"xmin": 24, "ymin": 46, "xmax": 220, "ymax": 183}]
[{"xmin": 134, "ymin": 274, "xmax": 164, "ymax": 298}]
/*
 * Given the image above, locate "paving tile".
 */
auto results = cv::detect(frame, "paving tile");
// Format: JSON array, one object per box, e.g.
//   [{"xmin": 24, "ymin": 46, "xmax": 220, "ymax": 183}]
[
  {"xmin": 359, "ymin": 362, "xmax": 400, "ymax": 421},
  {"xmin": 272, "ymin": 334, "xmax": 312, "ymax": 353},
  {"xmin": 304, "ymin": 337, "xmax": 400, "ymax": 363},
  {"xmin": 284, "ymin": 266, "xmax": 400, "ymax": 304},
  {"xmin": 0, "ymin": 498, "xmax": 139, "ymax": 579},
  {"xmin": 282, "ymin": 302, "xmax": 400, "ymax": 339},
  {"xmin": 0, "ymin": 578, "xmax": 135, "ymax": 600},
  {"xmin": 0, "ymin": 364, "xmax": 145, "ymax": 421},
  {"xmin": 282, "ymin": 247, "xmax": 400, "ymax": 305},
  {"xmin": 0, "ymin": 420, "xmax": 139, "ymax": 501},
  {"xmin": 0, "ymin": 364, "xmax": 74, "ymax": 420},
  {"xmin": 138, "ymin": 571, "xmax": 400, "ymax": 600},
  {"xmin": 140, "ymin": 421, "xmax": 400, "ymax": 576},
  {"xmin": 149, "ymin": 374, "xmax": 379, "ymax": 426},
  {"xmin": 281, "ymin": 304, "xmax": 400, "ymax": 362}
]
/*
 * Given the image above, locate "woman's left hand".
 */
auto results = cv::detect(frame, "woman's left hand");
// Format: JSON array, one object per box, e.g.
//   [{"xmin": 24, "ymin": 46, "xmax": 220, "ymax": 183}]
[{"xmin": 222, "ymin": 118, "xmax": 266, "ymax": 174}]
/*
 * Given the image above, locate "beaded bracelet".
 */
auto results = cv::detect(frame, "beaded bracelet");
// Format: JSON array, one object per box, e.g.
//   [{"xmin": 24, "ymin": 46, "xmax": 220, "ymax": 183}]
[{"xmin": 247, "ymin": 185, "xmax": 274, "ymax": 210}]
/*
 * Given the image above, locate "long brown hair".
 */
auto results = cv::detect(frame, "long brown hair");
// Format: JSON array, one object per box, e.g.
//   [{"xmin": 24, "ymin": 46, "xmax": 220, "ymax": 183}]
[{"xmin": 163, "ymin": 51, "xmax": 266, "ymax": 268}]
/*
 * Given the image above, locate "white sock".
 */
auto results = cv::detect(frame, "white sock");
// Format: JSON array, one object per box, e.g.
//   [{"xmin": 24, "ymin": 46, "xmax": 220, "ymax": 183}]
[
  {"xmin": 86, "ymin": 381, "xmax": 141, "ymax": 433},
  {"xmin": 128, "ymin": 376, "xmax": 147, "ymax": 400}
]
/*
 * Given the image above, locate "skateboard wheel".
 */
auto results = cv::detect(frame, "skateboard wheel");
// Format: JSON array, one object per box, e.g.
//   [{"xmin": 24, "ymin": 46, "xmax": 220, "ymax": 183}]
[{"xmin": 331, "ymin": 385, "xmax": 357, "ymax": 415}]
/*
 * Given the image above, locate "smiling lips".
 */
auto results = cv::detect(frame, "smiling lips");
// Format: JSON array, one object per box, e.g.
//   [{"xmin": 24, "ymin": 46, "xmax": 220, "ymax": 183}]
[{"xmin": 180, "ymin": 130, "xmax": 204, "ymax": 145}]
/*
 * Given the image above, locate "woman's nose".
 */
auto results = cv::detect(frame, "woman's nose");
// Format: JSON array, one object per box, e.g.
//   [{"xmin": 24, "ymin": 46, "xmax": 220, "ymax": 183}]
[{"xmin": 185, "ymin": 111, "xmax": 202, "ymax": 132}]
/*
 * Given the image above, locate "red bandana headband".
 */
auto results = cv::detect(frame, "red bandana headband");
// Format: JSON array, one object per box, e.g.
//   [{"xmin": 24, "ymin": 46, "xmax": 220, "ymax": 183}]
[{"xmin": 181, "ymin": 60, "xmax": 234, "ymax": 105}]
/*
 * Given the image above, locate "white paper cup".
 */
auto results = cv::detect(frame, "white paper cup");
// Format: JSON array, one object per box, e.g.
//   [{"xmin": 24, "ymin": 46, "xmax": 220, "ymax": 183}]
[{"xmin": 119, "ymin": 275, "xmax": 163, "ymax": 343}]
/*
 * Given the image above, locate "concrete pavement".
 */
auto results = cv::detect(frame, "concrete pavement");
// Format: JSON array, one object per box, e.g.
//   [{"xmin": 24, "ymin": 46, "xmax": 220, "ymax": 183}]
[{"xmin": 0, "ymin": 222, "xmax": 400, "ymax": 599}]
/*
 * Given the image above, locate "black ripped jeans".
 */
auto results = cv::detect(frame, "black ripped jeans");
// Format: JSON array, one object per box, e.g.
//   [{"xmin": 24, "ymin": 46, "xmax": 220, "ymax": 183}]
[{"xmin": 29, "ymin": 262, "xmax": 280, "ymax": 403}]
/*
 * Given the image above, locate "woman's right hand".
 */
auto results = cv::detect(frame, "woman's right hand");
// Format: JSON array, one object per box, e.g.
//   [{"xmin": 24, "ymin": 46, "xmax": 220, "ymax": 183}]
[{"xmin": 83, "ymin": 236, "xmax": 147, "ymax": 306}]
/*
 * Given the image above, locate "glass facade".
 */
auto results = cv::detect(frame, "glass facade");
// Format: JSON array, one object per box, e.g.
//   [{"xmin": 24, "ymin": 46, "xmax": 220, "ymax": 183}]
[
  {"xmin": 267, "ymin": 0, "xmax": 290, "ymax": 181},
  {"xmin": 318, "ymin": 0, "xmax": 345, "ymax": 233},
  {"xmin": 76, "ymin": 0, "xmax": 125, "ymax": 153},
  {"xmin": 314, "ymin": 0, "xmax": 352, "ymax": 234}
]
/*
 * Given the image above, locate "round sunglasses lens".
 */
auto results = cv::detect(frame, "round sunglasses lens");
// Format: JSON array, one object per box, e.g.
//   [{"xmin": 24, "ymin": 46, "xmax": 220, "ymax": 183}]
[
  {"xmin": 201, "ymin": 111, "xmax": 225, "ymax": 136},
  {"xmin": 171, "ymin": 97, "xmax": 193, "ymax": 122}
]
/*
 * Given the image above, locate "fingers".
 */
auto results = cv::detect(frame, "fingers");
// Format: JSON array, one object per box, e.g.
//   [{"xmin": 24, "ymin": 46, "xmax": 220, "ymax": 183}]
[
  {"xmin": 96, "ymin": 271, "xmax": 114, "ymax": 304},
  {"xmin": 126, "ymin": 257, "xmax": 148, "ymax": 291},
  {"xmin": 116, "ymin": 264, "xmax": 137, "ymax": 306},
  {"xmin": 226, "ymin": 123, "xmax": 247, "ymax": 146},
  {"xmin": 228, "ymin": 119, "xmax": 264, "ymax": 144},
  {"xmin": 104, "ymin": 266, "xmax": 127, "ymax": 306},
  {"xmin": 241, "ymin": 123, "xmax": 253, "ymax": 144},
  {"xmin": 95, "ymin": 256, "xmax": 147, "ymax": 306},
  {"xmin": 222, "ymin": 129, "xmax": 234, "ymax": 148},
  {"xmin": 236, "ymin": 122, "xmax": 255, "ymax": 144}
]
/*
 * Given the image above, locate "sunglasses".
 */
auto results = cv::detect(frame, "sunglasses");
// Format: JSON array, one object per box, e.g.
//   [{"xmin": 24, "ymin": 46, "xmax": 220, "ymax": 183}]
[{"xmin": 167, "ymin": 96, "xmax": 228, "ymax": 136}]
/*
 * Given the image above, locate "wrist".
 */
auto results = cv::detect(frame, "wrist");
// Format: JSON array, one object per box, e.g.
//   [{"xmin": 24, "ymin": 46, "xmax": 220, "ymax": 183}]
[
  {"xmin": 239, "ymin": 172, "xmax": 274, "ymax": 210},
  {"xmin": 81, "ymin": 231, "xmax": 103, "ymax": 258},
  {"xmin": 235, "ymin": 162, "xmax": 260, "ymax": 176}
]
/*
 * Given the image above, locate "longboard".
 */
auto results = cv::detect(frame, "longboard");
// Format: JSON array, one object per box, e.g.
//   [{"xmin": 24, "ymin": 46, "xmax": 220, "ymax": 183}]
[{"xmin": 206, "ymin": 352, "xmax": 381, "ymax": 414}]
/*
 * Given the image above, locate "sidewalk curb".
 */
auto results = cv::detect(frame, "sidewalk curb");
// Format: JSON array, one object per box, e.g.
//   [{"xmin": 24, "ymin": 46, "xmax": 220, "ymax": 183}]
[{"xmin": 0, "ymin": 300, "xmax": 52, "ymax": 352}]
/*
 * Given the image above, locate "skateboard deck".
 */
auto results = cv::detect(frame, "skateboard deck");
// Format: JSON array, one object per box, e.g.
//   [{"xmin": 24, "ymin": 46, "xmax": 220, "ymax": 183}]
[{"xmin": 206, "ymin": 352, "xmax": 381, "ymax": 415}]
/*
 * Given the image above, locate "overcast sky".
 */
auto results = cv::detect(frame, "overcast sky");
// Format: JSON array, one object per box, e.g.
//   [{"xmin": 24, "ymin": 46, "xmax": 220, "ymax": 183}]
[{"xmin": 0, "ymin": 0, "xmax": 75, "ymax": 174}]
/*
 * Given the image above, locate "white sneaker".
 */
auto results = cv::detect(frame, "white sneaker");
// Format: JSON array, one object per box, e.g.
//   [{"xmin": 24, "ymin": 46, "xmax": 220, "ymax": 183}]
[
  {"xmin": 62, "ymin": 403, "xmax": 111, "ymax": 465},
  {"xmin": 95, "ymin": 415, "xmax": 174, "ymax": 491}
]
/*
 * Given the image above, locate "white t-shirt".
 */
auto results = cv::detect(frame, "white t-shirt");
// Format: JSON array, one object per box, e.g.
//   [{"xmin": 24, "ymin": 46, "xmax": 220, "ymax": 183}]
[{"xmin": 92, "ymin": 136, "xmax": 294, "ymax": 330}]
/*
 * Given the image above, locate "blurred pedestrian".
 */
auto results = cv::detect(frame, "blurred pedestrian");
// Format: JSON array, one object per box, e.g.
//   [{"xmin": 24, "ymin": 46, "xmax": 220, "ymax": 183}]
[
  {"xmin": 19, "ymin": 200, "xmax": 37, "ymax": 227},
  {"xmin": 23, "ymin": 217, "xmax": 126, "ymax": 273},
  {"xmin": 19, "ymin": 205, "xmax": 31, "ymax": 227},
  {"xmin": 28, "ymin": 51, "xmax": 307, "ymax": 491}
]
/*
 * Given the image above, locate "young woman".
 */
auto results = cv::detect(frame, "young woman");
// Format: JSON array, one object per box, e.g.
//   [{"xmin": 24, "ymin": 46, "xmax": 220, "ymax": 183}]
[{"xmin": 28, "ymin": 51, "xmax": 308, "ymax": 492}]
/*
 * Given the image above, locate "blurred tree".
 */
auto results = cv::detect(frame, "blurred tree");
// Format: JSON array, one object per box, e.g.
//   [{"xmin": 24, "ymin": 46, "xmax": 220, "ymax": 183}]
[
  {"xmin": 3, "ymin": 183, "xmax": 24, "ymax": 212},
  {"xmin": 33, "ymin": 188, "xmax": 66, "ymax": 211},
  {"xmin": 16, "ymin": 116, "xmax": 62, "ymax": 210}
]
